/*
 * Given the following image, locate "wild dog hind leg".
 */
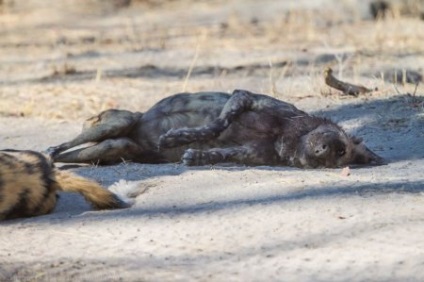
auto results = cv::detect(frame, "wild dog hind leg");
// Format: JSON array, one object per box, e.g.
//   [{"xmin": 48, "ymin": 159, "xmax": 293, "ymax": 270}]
[
  {"xmin": 159, "ymin": 90, "xmax": 255, "ymax": 148},
  {"xmin": 53, "ymin": 137, "xmax": 144, "ymax": 164},
  {"xmin": 47, "ymin": 109, "xmax": 142, "ymax": 157}
]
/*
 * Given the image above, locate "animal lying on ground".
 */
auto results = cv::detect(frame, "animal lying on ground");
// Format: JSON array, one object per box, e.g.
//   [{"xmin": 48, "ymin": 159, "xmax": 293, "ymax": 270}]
[
  {"xmin": 0, "ymin": 149, "xmax": 129, "ymax": 220},
  {"xmin": 47, "ymin": 89, "xmax": 385, "ymax": 168}
]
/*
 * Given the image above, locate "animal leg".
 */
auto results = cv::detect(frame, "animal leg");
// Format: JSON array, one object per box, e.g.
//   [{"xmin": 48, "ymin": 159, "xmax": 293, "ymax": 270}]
[
  {"xmin": 159, "ymin": 89, "xmax": 255, "ymax": 148},
  {"xmin": 54, "ymin": 137, "xmax": 143, "ymax": 165},
  {"xmin": 47, "ymin": 109, "xmax": 141, "ymax": 157},
  {"xmin": 182, "ymin": 145, "xmax": 271, "ymax": 166}
]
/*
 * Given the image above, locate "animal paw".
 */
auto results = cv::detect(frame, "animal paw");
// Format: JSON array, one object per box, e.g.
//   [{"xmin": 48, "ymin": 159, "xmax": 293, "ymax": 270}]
[
  {"xmin": 159, "ymin": 128, "xmax": 194, "ymax": 149},
  {"xmin": 158, "ymin": 129, "xmax": 177, "ymax": 149},
  {"xmin": 182, "ymin": 149, "xmax": 202, "ymax": 166}
]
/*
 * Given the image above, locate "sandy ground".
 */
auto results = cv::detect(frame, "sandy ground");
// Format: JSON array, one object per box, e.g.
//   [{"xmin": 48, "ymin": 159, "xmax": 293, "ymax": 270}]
[{"xmin": 1, "ymin": 0, "xmax": 424, "ymax": 281}]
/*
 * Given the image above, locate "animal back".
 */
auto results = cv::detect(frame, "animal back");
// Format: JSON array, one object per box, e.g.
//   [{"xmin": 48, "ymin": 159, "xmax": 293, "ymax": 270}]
[{"xmin": 0, "ymin": 150, "xmax": 57, "ymax": 220}]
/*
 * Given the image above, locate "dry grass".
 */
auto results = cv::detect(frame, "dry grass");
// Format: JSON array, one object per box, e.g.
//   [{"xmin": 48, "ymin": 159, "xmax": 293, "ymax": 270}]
[{"xmin": 0, "ymin": 0, "xmax": 423, "ymax": 120}]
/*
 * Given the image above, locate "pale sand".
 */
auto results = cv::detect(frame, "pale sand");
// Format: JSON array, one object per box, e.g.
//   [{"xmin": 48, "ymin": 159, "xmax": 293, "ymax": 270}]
[{"xmin": 1, "ymin": 0, "xmax": 424, "ymax": 281}]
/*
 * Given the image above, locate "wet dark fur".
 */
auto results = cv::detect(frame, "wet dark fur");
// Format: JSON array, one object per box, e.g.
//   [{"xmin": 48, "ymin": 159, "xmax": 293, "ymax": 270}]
[
  {"xmin": 0, "ymin": 149, "xmax": 128, "ymax": 220},
  {"xmin": 47, "ymin": 89, "xmax": 385, "ymax": 168}
]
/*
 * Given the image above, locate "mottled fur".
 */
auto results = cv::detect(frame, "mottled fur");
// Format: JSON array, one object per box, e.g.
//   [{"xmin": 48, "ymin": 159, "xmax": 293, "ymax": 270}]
[
  {"xmin": 48, "ymin": 89, "xmax": 385, "ymax": 168},
  {"xmin": 0, "ymin": 149, "xmax": 128, "ymax": 220}
]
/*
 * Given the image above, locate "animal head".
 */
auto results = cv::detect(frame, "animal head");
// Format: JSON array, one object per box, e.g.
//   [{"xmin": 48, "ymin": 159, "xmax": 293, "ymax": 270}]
[
  {"xmin": 323, "ymin": 66, "xmax": 333, "ymax": 77},
  {"xmin": 293, "ymin": 124, "xmax": 386, "ymax": 168}
]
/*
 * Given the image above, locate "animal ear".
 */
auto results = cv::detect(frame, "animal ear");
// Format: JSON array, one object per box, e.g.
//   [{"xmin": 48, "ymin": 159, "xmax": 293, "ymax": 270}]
[
  {"xmin": 351, "ymin": 136, "xmax": 363, "ymax": 145},
  {"xmin": 352, "ymin": 142, "xmax": 386, "ymax": 166}
]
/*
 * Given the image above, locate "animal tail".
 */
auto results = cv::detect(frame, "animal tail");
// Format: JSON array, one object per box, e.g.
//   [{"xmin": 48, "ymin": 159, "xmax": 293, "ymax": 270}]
[{"xmin": 54, "ymin": 170, "xmax": 130, "ymax": 210}]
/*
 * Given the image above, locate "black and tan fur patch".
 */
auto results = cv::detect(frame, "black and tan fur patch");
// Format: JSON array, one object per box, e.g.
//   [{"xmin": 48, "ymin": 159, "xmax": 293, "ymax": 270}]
[{"xmin": 0, "ymin": 149, "xmax": 128, "ymax": 221}]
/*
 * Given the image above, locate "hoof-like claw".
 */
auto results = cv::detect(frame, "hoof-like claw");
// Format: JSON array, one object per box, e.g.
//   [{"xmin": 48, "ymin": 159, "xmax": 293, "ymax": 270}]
[{"xmin": 182, "ymin": 149, "xmax": 200, "ymax": 166}]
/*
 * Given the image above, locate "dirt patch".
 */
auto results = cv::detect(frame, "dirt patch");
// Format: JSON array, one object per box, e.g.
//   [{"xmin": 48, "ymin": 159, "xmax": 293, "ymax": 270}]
[{"xmin": 1, "ymin": 0, "xmax": 424, "ymax": 281}]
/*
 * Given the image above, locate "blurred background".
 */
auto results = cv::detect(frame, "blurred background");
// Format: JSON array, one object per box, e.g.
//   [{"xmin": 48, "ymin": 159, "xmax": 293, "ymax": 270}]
[{"xmin": 0, "ymin": 0, "xmax": 423, "ymax": 119}]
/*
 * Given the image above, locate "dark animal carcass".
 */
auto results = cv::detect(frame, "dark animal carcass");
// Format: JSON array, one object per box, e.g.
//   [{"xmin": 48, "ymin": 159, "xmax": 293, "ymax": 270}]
[{"xmin": 47, "ymin": 89, "xmax": 385, "ymax": 168}]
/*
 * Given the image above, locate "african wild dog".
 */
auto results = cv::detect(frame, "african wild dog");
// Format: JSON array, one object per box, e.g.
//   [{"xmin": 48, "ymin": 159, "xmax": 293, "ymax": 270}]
[
  {"xmin": 0, "ymin": 149, "xmax": 128, "ymax": 220},
  {"xmin": 47, "ymin": 89, "xmax": 385, "ymax": 168}
]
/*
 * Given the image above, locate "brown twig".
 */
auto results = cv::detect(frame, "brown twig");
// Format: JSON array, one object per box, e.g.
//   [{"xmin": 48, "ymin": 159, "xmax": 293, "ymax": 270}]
[{"xmin": 324, "ymin": 67, "xmax": 374, "ymax": 97}]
